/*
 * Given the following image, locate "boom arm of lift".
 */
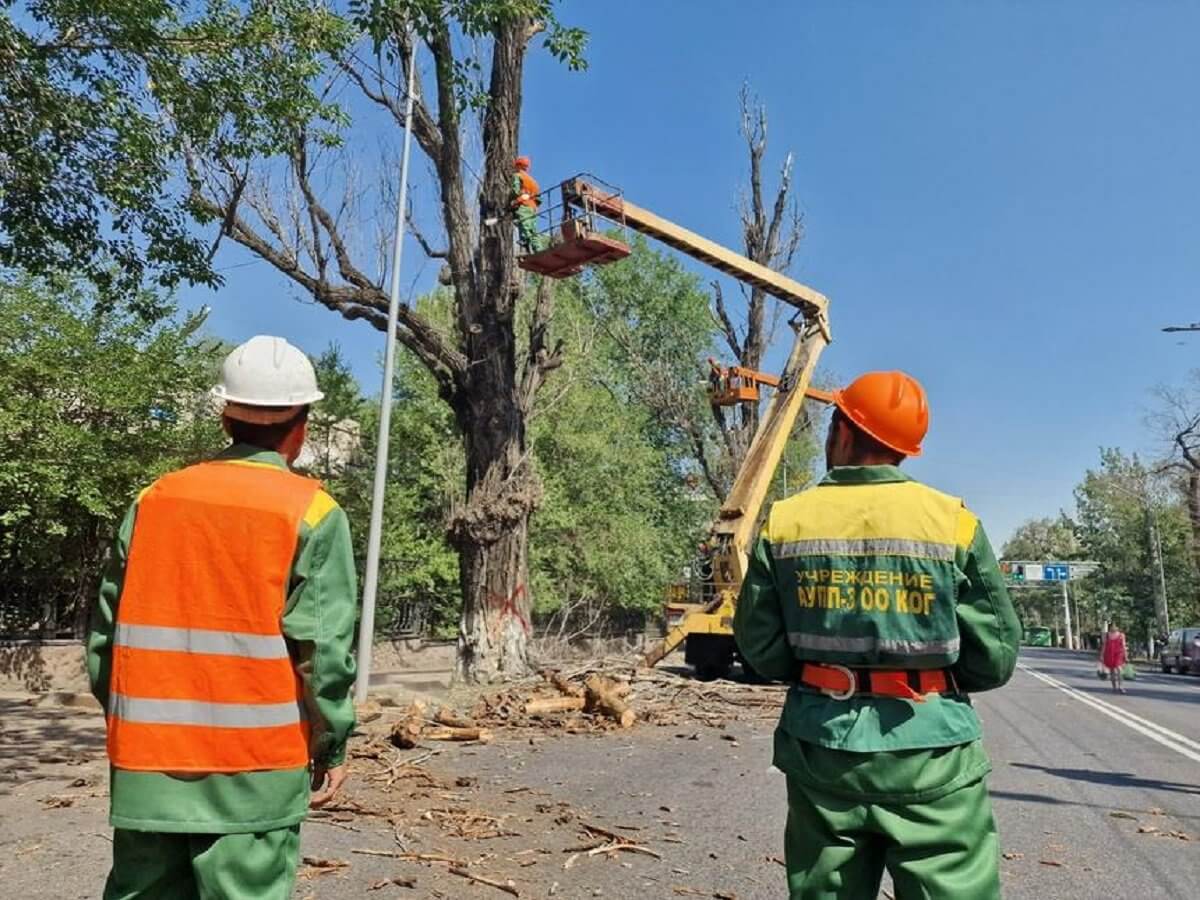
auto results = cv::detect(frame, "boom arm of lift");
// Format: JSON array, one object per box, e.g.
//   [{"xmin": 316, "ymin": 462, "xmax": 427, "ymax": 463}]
[
  {"xmin": 532, "ymin": 176, "xmax": 833, "ymax": 668},
  {"xmin": 551, "ymin": 178, "xmax": 837, "ymax": 668},
  {"xmin": 641, "ymin": 319, "xmax": 831, "ymax": 667}
]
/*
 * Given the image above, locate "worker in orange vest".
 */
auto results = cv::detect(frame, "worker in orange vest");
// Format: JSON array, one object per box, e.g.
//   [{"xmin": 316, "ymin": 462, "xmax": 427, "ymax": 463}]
[
  {"xmin": 88, "ymin": 335, "xmax": 358, "ymax": 899},
  {"xmin": 512, "ymin": 155, "xmax": 546, "ymax": 252}
]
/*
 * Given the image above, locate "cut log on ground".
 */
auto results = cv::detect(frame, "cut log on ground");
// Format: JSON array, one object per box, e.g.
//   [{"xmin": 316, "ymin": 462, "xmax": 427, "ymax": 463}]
[
  {"xmin": 525, "ymin": 696, "xmax": 587, "ymax": 716},
  {"xmin": 422, "ymin": 726, "xmax": 494, "ymax": 743},
  {"xmin": 542, "ymin": 670, "xmax": 584, "ymax": 697},
  {"xmin": 434, "ymin": 708, "xmax": 477, "ymax": 729},
  {"xmin": 390, "ymin": 714, "xmax": 425, "ymax": 750},
  {"xmin": 584, "ymin": 674, "xmax": 636, "ymax": 728}
]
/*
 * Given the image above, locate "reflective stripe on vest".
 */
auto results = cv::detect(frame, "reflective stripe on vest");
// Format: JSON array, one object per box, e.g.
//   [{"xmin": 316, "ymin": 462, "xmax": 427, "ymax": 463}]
[
  {"xmin": 108, "ymin": 460, "xmax": 320, "ymax": 773},
  {"xmin": 115, "ymin": 623, "xmax": 289, "ymax": 658},
  {"xmin": 764, "ymin": 478, "xmax": 975, "ymax": 669},
  {"xmin": 773, "ymin": 538, "xmax": 957, "ymax": 562},
  {"xmin": 109, "ymin": 693, "xmax": 305, "ymax": 728}
]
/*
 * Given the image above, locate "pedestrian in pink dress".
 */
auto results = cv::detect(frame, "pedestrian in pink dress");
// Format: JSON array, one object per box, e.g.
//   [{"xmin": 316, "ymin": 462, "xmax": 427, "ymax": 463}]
[{"xmin": 1101, "ymin": 622, "xmax": 1128, "ymax": 694}]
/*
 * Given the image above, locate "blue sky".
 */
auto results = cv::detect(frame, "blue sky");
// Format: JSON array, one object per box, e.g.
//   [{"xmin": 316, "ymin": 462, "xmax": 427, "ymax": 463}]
[{"xmin": 182, "ymin": 1, "xmax": 1200, "ymax": 546}]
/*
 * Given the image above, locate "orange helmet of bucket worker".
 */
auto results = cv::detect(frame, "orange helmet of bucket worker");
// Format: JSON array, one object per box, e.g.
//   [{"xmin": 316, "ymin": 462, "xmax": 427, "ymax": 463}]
[
  {"xmin": 514, "ymin": 156, "xmax": 531, "ymax": 171},
  {"xmin": 832, "ymin": 371, "xmax": 929, "ymax": 457}
]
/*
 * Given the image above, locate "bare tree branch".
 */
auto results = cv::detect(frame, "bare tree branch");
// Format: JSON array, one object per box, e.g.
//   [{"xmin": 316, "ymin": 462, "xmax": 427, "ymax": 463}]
[
  {"xmin": 190, "ymin": 166, "xmax": 466, "ymax": 401},
  {"xmin": 408, "ymin": 212, "xmax": 449, "ymax": 259},
  {"xmin": 519, "ymin": 278, "xmax": 564, "ymax": 412},
  {"xmin": 688, "ymin": 419, "xmax": 725, "ymax": 499},
  {"xmin": 338, "ymin": 45, "xmax": 443, "ymax": 162},
  {"xmin": 709, "ymin": 280, "xmax": 743, "ymax": 360}
]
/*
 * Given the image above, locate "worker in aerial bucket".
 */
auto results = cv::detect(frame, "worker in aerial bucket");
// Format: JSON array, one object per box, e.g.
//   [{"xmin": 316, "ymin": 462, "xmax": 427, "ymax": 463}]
[
  {"xmin": 512, "ymin": 155, "xmax": 547, "ymax": 253},
  {"xmin": 88, "ymin": 335, "xmax": 358, "ymax": 899},
  {"xmin": 734, "ymin": 371, "xmax": 1020, "ymax": 900}
]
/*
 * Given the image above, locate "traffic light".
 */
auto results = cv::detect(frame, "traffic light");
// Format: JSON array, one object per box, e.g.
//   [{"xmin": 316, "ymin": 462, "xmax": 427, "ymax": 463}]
[{"xmin": 999, "ymin": 562, "xmax": 1025, "ymax": 584}]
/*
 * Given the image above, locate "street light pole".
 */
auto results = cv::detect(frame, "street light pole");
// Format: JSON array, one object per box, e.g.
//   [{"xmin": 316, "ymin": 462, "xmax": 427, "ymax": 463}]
[
  {"xmin": 1149, "ymin": 510, "xmax": 1171, "ymax": 637},
  {"xmin": 354, "ymin": 46, "xmax": 418, "ymax": 704},
  {"xmin": 1061, "ymin": 579, "xmax": 1074, "ymax": 651}
]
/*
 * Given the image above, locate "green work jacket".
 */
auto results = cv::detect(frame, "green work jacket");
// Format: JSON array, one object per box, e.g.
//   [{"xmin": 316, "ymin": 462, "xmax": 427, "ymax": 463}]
[
  {"xmin": 734, "ymin": 466, "xmax": 1020, "ymax": 799},
  {"xmin": 87, "ymin": 444, "xmax": 358, "ymax": 833}
]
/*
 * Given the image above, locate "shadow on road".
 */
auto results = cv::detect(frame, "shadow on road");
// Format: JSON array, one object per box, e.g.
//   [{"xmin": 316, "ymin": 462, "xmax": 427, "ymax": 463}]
[
  {"xmin": 0, "ymin": 698, "xmax": 105, "ymax": 796},
  {"xmin": 990, "ymin": 788, "xmax": 1200, "ymax": 821},
  {"xmin": 1094, "ymin": 685, "xmax": 1200, "ymax": 705},
  {"xmin": 1010, "ymin": 762, "xmax": 1200, "ymax": 797}
]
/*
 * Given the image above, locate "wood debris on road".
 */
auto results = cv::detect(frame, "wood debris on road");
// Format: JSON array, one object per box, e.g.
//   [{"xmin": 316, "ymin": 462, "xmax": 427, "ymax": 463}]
[
  {"xmin": 452, "ymin": 661, "xmax": 787, "ymax": 739},
  {"xmin": 447, "ymin": 866, "xmax": 520, "ymax": 896},
  {"xmin": 367, "ymin": 875, "xmax": 418, "ymax": 890},
  {"xmin": 297, "ymin": 856, "xmax": 350, "ymax": 879}
]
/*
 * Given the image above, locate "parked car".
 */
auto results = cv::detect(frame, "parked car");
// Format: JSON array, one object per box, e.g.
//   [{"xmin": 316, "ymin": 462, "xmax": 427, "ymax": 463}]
[{"xmin": 1159, "ymin": 627, "xmax": 1200, "ymax": 674}]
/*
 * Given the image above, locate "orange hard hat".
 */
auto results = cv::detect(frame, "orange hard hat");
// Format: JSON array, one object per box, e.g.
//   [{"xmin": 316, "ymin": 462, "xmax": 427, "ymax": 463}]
[
  {"xmin": 514, "ymin": 156, "xmax": 531, "ymax": 170},
  {"xmin": 832, "ymin": 371, "xmax": 929, "ymax": 457}
]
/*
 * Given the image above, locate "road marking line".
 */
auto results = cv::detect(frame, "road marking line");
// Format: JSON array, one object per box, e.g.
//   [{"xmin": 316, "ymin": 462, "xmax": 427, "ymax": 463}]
[
  {"xmin": 1023, "ymin": 668, "xmax": 1200, "ymax": 753},
  {"xmin": 1019, "ymin": 663, "xmax": 1200, "ymax": 753},
  {"xmin": 1017, "ymin": 663, "xmax": 1200, "ymax": 764}
]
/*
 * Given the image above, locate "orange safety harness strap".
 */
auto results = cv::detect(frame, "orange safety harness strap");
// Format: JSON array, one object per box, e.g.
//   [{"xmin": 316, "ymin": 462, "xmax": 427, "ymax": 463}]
[{"xmin": 797, "ymin": 662, "xmax": 955, "ymax": 703}]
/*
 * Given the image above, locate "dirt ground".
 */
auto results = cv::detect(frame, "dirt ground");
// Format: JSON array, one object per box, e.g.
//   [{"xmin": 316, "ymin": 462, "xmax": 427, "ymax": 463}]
[{"xmin": 0, "ymin": 674, "xmax": 790, "ymax": 900}]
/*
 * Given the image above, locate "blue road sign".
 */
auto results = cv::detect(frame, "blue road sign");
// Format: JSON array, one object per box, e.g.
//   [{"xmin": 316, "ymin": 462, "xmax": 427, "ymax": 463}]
[{"xmin": 1043, "ymin": 564, "xmax": 1069, "ymax": 581}]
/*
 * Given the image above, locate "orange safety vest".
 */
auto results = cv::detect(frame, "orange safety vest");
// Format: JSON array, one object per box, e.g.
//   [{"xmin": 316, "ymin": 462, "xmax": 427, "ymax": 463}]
[
  {"xmin": 514, "ymin": 171, "xmax": 540, "ymax": 209},
  {"xmin": 107, "ymin": 460, "xmax": 320, "ymax": 773}
]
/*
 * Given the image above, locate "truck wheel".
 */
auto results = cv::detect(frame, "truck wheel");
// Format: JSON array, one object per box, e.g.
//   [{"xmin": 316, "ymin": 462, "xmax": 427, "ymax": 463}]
[{"xmin": 695, "ymin": 663, "xmax": 731, "ymax": 682}]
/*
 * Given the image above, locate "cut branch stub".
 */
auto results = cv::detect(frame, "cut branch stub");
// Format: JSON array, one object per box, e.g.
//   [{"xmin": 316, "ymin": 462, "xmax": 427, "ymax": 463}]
[
  {"xmin": 584, "ymin": 674, "xmax": 636, "ymax": 728},
  {"xmin": 447, "ymin": 468, "xmax": 543, "ymax": 547}
]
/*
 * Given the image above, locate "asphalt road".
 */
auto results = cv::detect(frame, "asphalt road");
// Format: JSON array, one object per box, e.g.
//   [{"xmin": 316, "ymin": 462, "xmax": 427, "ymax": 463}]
[
  {"xmin": 454, "ymin": 648, "xmax": 1200, "ymax": 899},
  {"xmin": 2, "ymin": 648, "xmax": 1197, "ymax": 898}
]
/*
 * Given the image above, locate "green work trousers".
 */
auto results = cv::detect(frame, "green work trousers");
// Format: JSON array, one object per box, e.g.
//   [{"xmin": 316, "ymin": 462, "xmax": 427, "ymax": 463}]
[
  {"xmin": 514, "ymin": 204, "xmax": 545, "ymax": 252},
  {"xmin": 103, "ymin": 826, "xmax": 301, "ymax": 900},
  {"xmin": 784, "ymin": 772, "xmax": 1000, "ymax": 900}
]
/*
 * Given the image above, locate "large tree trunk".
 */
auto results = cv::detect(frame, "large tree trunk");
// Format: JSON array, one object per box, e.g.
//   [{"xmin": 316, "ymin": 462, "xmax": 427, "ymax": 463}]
[
  {"xmin": 445, "ymin": 20, "xmax": 546, "ymax": 682},
  {"xmin": 449, "ymin": 389, "xmax": 540, "ymax": 681}
]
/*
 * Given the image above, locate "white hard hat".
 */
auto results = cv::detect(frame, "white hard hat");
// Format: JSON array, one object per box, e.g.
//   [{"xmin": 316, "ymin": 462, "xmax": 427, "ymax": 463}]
[{"xmin": 213, "ymin": 335, "xmax": 324, "ymax": 424}]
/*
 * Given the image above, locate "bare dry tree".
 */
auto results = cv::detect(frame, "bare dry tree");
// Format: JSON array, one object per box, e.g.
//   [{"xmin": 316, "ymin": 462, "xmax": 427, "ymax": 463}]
[
  {"xmin": 708, "ymin": 84, "xmax": 806, "ymax": 485},
  {"xmin": 1149, "ymin": 375, "xmax": 1200, "ymax": 577}
]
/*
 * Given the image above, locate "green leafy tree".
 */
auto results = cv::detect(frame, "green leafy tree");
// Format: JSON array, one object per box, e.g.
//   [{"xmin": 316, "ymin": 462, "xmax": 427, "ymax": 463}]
[
  {"xmin": 527, "ymin": 277, "xmax": 713, "ymax": 629},
  {"xmin": 1072, "ymin": 449, "xmax": 1195, "ymax": 645},
  {"xmin": 0, "ymin": 273, "xmax": 224, "ymax": 634},
  {"xmin": 1, "ymin": 1, "xmax": 340, "ymax": 297},
  {"xmin": 1001, "ymin": 515, "xmax": 1081, "ymax": 637},
  {"xmin": 1002, "ymin": 516, "xmax": 1081, "ymax": 561},
  {"xmin": 302, "ymin": 340, "xmax": 462, "ymax": 639}
]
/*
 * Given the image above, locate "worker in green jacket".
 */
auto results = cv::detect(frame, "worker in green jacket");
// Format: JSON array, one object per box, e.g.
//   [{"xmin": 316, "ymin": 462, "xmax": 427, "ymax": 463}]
[
  {"xmin": 734, "ymin": 370, "xmax": 1020, "ymax": 900},
  {"xmin": 512, "ymin": 155, "xmax": 547, "ymax": 253},
  {"xmin": 88, "ymin": 335, "xmax": 358, "ymax": 900}
]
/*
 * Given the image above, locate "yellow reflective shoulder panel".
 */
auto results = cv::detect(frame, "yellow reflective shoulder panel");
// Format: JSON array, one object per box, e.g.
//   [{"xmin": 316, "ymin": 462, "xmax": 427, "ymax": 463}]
[
  {"xmin": 303, "ymin": 490, "xmax": 339, "ymax": 529},
  {"xmin": 955, "ymin": 507, "xmax": 979, "ymax": 551},
  {"xmin": 766, "ymin": 481, "xmax": 964, "ymax": 545}
]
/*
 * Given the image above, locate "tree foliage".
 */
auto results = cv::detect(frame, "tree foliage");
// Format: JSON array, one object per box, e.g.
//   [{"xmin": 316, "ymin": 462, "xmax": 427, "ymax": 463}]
[
  {"xmin": 307, "ymin": 266, "xmax": 715, "ymax": 641},
  {"xmin": 1002, "ymin": 448, "xmax": 1200, "ymax": 647},
  {"xmin": 0, "ymin": 272, "xmax": 224, "ymax": 634}
]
